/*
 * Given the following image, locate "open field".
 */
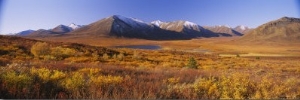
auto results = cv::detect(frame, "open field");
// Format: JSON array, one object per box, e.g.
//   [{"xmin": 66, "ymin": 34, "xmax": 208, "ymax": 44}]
[
  {"xmin": 1, "ymin": 36, "xmax": 299, "ymax": 99},
  {"xmin": 33, "ymin": 36, "xmax": 300, "ymax": 56}
]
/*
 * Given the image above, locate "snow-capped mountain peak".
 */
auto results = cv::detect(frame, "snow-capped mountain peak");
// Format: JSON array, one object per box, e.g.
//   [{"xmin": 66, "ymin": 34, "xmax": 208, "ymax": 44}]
[
  {"xmin": 236, "ymin": 25, "xmax": 248, "ymax": 31},
  {"xmin": 68, "ymin": 23, "xmax": 83, "ymax": 30},
  {"xmin": 183, "ymin": 21, "xmax": 198, "ymax": 27},
  {"xmin": 239, "ymin": 25, "xmax": 246, "ymax": 30},
  {"xmin": 151, "ymin": 20, "xmax": 164, "ymax": 26},
  {"xmin": 233, "ymin": 25, "xmax": 251, "ymax": 34},
  {"xmin": 52, "ymin": 24, "xmax": 72, "ymax": 33},
  {"xmin": 112, "ymin": 15, "xmax": 149, "ymax": 28}
]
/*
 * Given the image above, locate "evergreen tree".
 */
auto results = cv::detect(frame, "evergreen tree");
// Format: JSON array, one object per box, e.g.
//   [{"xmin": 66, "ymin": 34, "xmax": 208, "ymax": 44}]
[{"xmin": 187, "ymin": 57, "xmax": 197, "ymax": 69}]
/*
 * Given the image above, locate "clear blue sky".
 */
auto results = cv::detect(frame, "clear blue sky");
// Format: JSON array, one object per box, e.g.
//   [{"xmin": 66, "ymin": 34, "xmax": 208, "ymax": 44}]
[{"xmin": 0, "ymin": 0, "xmax": 299, "ymax": 34}]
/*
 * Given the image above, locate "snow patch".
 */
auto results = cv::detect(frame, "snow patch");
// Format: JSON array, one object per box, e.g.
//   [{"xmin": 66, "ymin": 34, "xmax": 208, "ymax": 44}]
[
  {"xmin": 238, "ymin": 25, "xmax": 246, "ymax": 30},
  {"xmin": 113, "ymin": 15, "xmax": 149, "ymax": 28},
  {"xmin": 151, "ymin": 20, "xmax": 163, "ymax": 26},
  {"xmin": 215, "ymin": 25, "xmax": 231, "ymax": 28},
  {"xmin": 183, "ymin": 21, "xmax": 197, "ymax": 27},
  {"xmin": 68, "ymin": 23, "xmax": 83, "ymax": 30}
]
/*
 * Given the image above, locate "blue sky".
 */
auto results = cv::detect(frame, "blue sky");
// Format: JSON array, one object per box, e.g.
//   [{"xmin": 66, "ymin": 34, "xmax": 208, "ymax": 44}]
[{"xmin": 0, "ymin": 0, "xmax": 299, "ymax": 34}]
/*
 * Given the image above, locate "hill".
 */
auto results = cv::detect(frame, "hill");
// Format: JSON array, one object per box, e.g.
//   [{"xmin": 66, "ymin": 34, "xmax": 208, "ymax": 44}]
[
  {"xmin": 0, "ymin": 35, "xmax": 118, "ymax": 64},
  {"xmin": 238, "ymin": 17, "xmax": 300, "ymax": 42}
]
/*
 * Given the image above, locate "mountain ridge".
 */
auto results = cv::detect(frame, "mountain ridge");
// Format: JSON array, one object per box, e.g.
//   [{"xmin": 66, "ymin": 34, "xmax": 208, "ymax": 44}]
[
  {"xmin": 15, "ymin": 23, "xmax": 84, "ymax": 37},
  {"xmin": 67, "ymin": 15, "xmax": 245, "ymax": 40},
  {"xmin": 15, "ymin": 15, "xmax": 249, "ymax": 39}
]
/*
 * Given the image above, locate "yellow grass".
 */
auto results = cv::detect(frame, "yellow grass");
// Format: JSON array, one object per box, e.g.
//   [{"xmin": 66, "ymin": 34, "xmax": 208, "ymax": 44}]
[
  {"xmin": 32, "ymin": 36, "xmax": 300, "ymax": 56},
  {"xmin": 1, "ymin": 35, "xmax": 300, "ymax": 99}
]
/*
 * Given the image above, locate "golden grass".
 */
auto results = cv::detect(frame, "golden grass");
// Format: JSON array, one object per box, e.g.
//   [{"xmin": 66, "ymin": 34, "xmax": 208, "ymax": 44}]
[
  {"xmin": 32, "ymin": 36, "xmax": 300, "ymax": 56},
  {"xmin": 0, "ymin": 35, "xmax": 297, "ymax": 99}
]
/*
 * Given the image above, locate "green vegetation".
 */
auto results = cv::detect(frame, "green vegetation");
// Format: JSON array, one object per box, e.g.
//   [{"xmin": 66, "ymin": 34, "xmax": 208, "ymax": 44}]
[{"xmin": 187, "ymin": 57, "xmax": 198, "ymax": 69}]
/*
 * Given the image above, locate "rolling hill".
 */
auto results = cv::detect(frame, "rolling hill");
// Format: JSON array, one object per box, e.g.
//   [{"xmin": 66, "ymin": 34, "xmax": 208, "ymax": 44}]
[
  {"xmin": 238, "ymin": 17, "xmax": 300, "ymax": 42},
  {"xmin": 0, "ymin": 35, "xmax": 118, "ymax": 62}
]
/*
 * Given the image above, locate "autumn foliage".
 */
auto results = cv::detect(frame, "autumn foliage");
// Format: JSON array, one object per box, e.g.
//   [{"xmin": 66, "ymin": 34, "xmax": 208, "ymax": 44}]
[{"xmin": 0, "ymin": 35, "xmax": 300, "ymax": 99}]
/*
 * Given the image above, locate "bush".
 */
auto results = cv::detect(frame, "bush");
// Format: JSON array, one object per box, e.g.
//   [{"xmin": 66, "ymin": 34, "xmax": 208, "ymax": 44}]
[
  {"xmin": 60, "ymin": 72, "xmax": 85, "ymax": 91},
  {"xmin": 30, "ymin": 67, "xmax": 66, "ymax": 83},
  {"xmin": 132, "ymin": 50, "xmax": 142, "ymax": 60},
  {"xmin": 31, "ymin": 42, "xmax": 51, "ymax": 59},
  {"xmin": 193, "ymin": 77, "xmax": 220, "ymax": 99},
  {"xmin": 1, "ymin": 71, "xmax": 32, "ymax": 98},
  {"xmin": 51, "ymin": 46, "xmax": 76, "ymax": 60},
  {"xmin": 117, "ymin": 53, "xmax": 124, "ymax": 61},
  {"xmin": 102, "ymin": 53, "xmax": 110, "ymax": 60}
]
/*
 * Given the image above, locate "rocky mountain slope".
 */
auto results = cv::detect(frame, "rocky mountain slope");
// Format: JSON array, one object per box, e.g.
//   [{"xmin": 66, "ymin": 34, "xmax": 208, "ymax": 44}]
[
  {"xmin": 203, "ymin": 25, "xmax": 243, "ymax": 36},
  {"xmin": 68, "ymin": 15, "xmax": 243, "ymax": 40},
  {"xmin": 70, "ymin": 15, "xmax": 199, "ymax": 40},
  {"xmin": 238, "ymin": 17, "xmax": 300, "ymax": 42}
]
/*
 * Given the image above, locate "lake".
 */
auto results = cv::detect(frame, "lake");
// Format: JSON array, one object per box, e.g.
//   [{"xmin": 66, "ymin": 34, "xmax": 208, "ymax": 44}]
[{"xmin": 113, "ymin": 45, "xmax": 161, "ymax": 50}]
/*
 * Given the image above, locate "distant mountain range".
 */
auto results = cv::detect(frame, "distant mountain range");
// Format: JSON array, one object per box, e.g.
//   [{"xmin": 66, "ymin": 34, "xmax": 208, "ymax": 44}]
[
  {"xmin": 15, "ymin": 30, "xmax": 35, "ymax": 36},
  {"xmin": 203, "ymin": 25, "xmax": 243, "ymax": 36},
  {"xmin": 6, "ymin": 15, "xmax": 299, "ymax": 43},
  {"xmin": 14, "ymin": 23, "xmax": 84, "ymax": 37},
  {"xmin": 14, "ymin": 15, "xmax": 252, "ymax": 40},
  {"xmin": 238, "ymin": 17, "xmax": 300, "ymax": 42}
]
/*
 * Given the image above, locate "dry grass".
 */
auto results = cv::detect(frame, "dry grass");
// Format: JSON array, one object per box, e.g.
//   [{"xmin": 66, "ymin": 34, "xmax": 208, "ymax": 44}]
[
  {"xmin": 31, "ymin": 36, "xmax": 300, "ymax": 56},
  {"xmin": 1, "ymin": 35, "xmax": 300, "ymax": 99}
]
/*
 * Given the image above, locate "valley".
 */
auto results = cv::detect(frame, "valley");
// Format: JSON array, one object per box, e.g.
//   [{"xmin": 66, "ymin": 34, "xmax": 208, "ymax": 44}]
[
  {"xmin": 1, "ymin": 0, "xmax": 299, "ymax": 99},
  {"xmin": 1, "ymin": 16, "xmax": 300, "ymax": 99},
  {"xmin": 33, "ymin": 35, "xmax": 300, "ymax": 57}
]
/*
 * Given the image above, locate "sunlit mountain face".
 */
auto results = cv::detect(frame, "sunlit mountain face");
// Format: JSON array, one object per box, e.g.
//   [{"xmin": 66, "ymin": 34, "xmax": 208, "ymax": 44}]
[
  {"xmin": 17, "ymin": 15, "xmax": 250, "ymax": 39},
  {"xmin": 239, "ymin": 17, "xmax": 300, "ymax": 42}
]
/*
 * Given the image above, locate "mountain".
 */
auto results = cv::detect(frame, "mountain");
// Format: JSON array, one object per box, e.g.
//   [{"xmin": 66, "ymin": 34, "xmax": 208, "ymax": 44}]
[
  {"xmin": 19, "ymin": 15, "xmax": 245, "ymax": 39},
  {"xmin": 150, "ymin": 20, "xmax": 213, "ymax": 37},
  {"xmin": 69, "ymin": 15, "xmax": 238, "ymax": 39},
  {"xmin": 23, "ymin": 23, "xmax": 83, "ymax": 37},
  {"xmin": 238, "ymin": 17, "xmax": 300, "ymax": 42},
  {"xmin": 233, "ymin": 25, "xmax": 252, "ymax": 34},
  {"xmin": 69, "ymin": 15, "xmax": 204, "ymax": 40},
  {"xmin": 15, "ymin": 30, "xmax": 35, "ymax": 36},
  {"xmin": 203, "ymin": 25, "xmax": 243, "ymax": 36},
  {"xmin": 52, "ymin": 25, "xmax": 73, "ymax": 33},
  {"xmin": 151, "ymin": 20, "xmax": 202, "ymax": 32},
  {"xmin": 27, "ymin": 29, "xmax": 63, "ymax": 37},
  {"xmin": 68, "ymin": 23, "xmax": 84, "ymax": 30}
]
